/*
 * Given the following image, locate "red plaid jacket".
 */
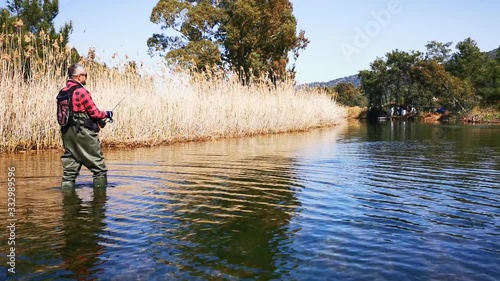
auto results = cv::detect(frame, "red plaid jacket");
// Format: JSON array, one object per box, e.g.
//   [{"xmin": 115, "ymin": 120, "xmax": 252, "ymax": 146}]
[{"xmin": 64, "ymin": 80, "xmax": 107, "ymax": 119}]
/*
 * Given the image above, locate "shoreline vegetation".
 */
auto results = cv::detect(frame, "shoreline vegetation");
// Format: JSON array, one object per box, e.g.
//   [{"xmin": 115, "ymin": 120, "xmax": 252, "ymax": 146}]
[
  {"xmin": 0, "ymin": 65, "xmax": 347, "ymax": 153},
  {"xmin": 327, "ymin": 38, "xmax": 499, "ymax": 123},
  {"xmin": 347, "ymin": 106, "xmax": 500, "ymax": 123},
  {"xmin": 1, "ymin": 69, "xmax": 347, "ymax": 153},
  {"xmin": 0, "ymin": 30, "xmax": 346, "ymax": 153},
  {"xmin": 3, "ymin": 25, "xmax": 496, "ymax": 154}
]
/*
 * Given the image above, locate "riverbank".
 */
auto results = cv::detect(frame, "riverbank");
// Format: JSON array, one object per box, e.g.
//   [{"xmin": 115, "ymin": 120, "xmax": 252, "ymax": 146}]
[
  {"xmin": 419, "ymin": 108, "xmax": 500, "ymax": 123},
  {"xmin": 0, "ymin": 69, "xmax": 346, "ymax": 153},
  {"xmin": 347, "ymin": 106, "xmax": 500, "ymax": 123},
  {"xmin": 460, "ymin": 107, "xmax": 500, "ymax": 123}
]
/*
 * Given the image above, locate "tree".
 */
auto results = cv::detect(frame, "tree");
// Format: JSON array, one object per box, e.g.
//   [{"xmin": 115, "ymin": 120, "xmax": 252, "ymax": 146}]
[
  {"xmin": 480, "ymin": 48, "xmax": 500, "ymax": 105},
  {"xmin": 447, "ymin": 38, "xmax": 497, "ymax": 104},
  {"xmin": 412, "ymin": 60, "xmax": 476, "ymax": 111},
  {"xmin": 385, "ymin": 49, "xmax": 422, "ymax": 106},
  {"xmin": 358, "ymin": 38, "xmax": 497, "ymax": 116},
  {"xmin": 332, "ymin": 82, "xmax": 367, "ymax": 107},
  {"xmin": 476, "ymin": 47, "xmax": 500, "ymax": 104},
  {"xmin": 447, "ymin": 38, "xmax": 487, "ymax": 81},
  {"xmin": 359, "ymin": 58, "xmax": 388, "ymax": 107},
  {"xmin": 148, "ymin": 0, "xmax": 308, "ymax": 84},
  {"xmin": 359, "ymin": 45, "xmax": 474, "ymax": 114},
  {"xmin": 425, "ymin": 40, "xmax": 452, "ymax": 63}
]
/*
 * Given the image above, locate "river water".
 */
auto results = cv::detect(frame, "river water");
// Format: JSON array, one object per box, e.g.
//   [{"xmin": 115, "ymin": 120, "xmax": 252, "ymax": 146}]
[{"xmin": 1, "ymin": 121, "xmax": 499, "ymax": 281}]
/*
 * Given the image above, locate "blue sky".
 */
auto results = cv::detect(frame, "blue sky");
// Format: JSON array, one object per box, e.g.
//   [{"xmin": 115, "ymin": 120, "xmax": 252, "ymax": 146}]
[{"xmin": 3, "ymin": 0, "xmax": 499, "ymax": 84}]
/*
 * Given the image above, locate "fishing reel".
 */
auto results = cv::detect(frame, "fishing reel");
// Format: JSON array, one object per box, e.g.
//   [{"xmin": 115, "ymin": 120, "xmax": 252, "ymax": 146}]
[
  {"xmin": 101, "ymin": 111, "xmax": 114, "ymax": 126},
  {"xmin": 97, "ymin": 119, "xmax": 107, "ymax": 129},
  {"xmin": 98, "ymin": 98, "xmax": 122, "ymax": 128}
]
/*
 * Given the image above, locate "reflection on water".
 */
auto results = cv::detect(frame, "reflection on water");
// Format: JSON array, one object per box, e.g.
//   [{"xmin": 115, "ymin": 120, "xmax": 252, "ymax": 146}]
[
  {"xmin": 60, "ymin": 187, "xmax": 107, "ymax": 279},
  {"xmin": 0, "ymin": 121, "xmax": 499, "ymax": 280}
]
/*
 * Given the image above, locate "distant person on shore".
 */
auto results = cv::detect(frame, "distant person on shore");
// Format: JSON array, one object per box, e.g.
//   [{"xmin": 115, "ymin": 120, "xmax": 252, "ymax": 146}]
[
  {"xmin": 410, "ymin": 105, "xmax": 417, "ymax": 114},
  {"xmin": 387, "ymin": 107, "xmax": 394, "ymax": 117},
  {"xmin": 56, "ymin": 63, "xmax": 113, "ymax": 188},
  {"xmin": 436, "ymin": 106, "xmax": 447, "ymax": 114}
]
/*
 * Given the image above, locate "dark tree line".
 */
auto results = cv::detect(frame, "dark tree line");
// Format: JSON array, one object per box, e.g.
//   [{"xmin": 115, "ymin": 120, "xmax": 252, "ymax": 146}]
[{"xmin": 358, "ymin": 38, "xmax": 499, "ymax": 113}]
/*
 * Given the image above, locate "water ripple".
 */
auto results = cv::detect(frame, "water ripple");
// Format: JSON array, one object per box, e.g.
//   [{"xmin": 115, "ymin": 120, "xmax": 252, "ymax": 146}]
[{"xmin": 1, "ymin": 123, "xmax": 499, "ymax": 280}]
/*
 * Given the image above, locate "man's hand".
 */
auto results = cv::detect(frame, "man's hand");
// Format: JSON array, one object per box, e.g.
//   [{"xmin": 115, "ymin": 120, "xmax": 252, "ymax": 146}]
[
  {"xmin": 97, "ymin": 119, "xmax": 106, "ymax": 128},
  {"xmin": 106, "ymin": 111, "xmax": 113, "ymax": 119}
]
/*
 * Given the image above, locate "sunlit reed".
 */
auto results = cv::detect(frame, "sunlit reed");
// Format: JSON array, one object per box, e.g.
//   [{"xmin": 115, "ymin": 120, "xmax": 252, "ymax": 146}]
[{"xmin": 0, "ymin": 29, "xmax": 346, "ymax": 153}]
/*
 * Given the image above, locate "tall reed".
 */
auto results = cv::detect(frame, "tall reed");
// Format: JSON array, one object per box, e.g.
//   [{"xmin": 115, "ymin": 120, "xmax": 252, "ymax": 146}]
[{"xmin": 1, "ymin": 28, "xmax": 346, "ymax": 153}]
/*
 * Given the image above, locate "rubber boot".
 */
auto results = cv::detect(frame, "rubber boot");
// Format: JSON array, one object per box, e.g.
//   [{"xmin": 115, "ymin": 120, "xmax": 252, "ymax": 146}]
[
  {"xmin": 61, "ymin": 181, "xmax": 75, "ymax": 190},
  {"xmin": 93, "ymin": 176, "xmax": 108, "ymax": 188}
]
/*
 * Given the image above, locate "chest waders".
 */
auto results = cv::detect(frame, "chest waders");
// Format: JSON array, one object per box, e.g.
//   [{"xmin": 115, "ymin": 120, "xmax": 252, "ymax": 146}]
[{"xmin": 60, "ymin": 105, "xmax": 108, "ymax": 189}]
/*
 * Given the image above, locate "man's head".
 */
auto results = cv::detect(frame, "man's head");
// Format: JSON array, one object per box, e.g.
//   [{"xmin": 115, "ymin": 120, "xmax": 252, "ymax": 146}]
[{"xmin": 68, "ymin": 63, "xmax": 87, "ymax": 85}]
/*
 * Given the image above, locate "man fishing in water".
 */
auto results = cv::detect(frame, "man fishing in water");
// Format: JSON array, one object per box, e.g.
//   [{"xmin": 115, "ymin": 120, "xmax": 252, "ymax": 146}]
[{"xmin": 57, "ymin": 63, "xmax": 113, "ymax": 188}]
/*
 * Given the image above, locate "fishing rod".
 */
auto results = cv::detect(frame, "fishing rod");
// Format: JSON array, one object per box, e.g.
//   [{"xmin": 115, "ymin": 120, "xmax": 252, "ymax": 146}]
[
  {"xmin": 105, "ymin": 97, "xmax": 125, "ymax": 123},
  {"xmin": 112, "ymin": 97, "xmax": 126, "ymax": 111}
]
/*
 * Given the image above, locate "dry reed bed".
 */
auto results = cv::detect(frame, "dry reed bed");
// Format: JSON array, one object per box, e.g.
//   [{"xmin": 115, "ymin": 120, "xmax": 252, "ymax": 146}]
[
  {"xmin": 1, "ymin": 30, "xmax": 346, "ymax": 153},
  {"xmin": 1, "ymin": 73, "xmax": 346, "ymax": 152}
]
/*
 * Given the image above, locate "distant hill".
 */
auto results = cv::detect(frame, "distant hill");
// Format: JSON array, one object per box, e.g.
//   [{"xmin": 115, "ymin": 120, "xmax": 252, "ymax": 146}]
[
  {"xmin": 486, "ymin": 47, "xmax": 499, "ymax": 58},
  {"xmin": 302, "ymin": 74, "xmax": 360, "ymax": 89},
  {"xmin": 303, "ymin": 47, "xmax": 498, "ymax": 89}
]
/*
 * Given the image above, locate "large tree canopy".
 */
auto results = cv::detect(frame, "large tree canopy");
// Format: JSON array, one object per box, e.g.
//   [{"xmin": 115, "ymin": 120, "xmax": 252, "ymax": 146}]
[{"xmin": 148, "ymin": 0, "xmax": 309, "ymax": 83}]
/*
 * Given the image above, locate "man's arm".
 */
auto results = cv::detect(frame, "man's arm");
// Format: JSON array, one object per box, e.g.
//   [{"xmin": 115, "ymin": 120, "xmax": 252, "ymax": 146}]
[{"xmin": 77, "ymin": 90, "xmax": 108, "ymax": 120}]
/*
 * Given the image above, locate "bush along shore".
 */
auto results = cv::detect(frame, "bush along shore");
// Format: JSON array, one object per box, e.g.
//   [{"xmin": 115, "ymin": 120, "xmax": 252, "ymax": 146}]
[{"xmin": 0, "ymin": 35, "xmax": 345, "ymax": 153}]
